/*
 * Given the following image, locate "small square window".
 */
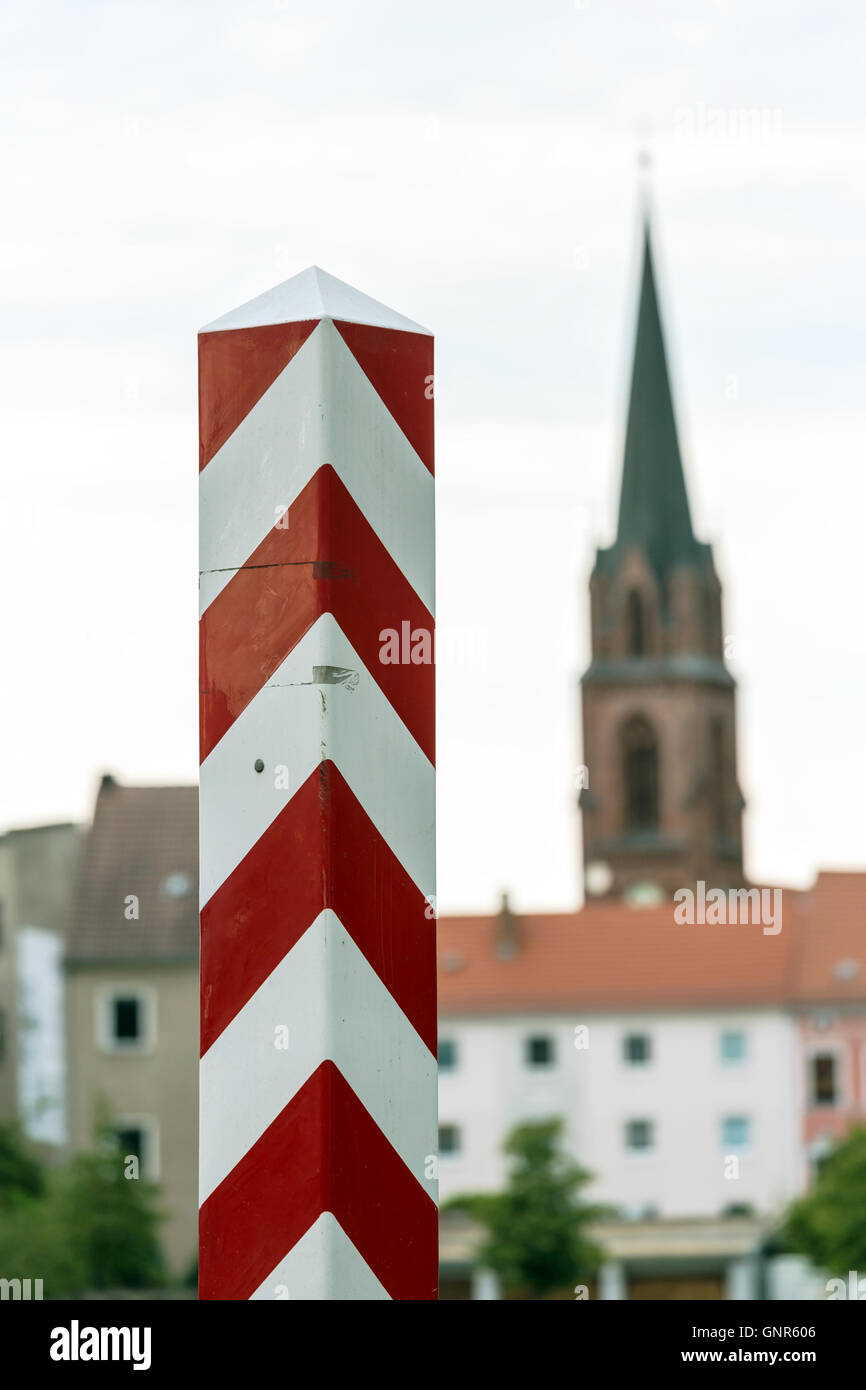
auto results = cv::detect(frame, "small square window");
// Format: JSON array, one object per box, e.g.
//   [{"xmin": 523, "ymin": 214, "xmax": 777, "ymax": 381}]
[
  {"xmin": 439, "ymin": 1124, "xmax": 460, "ymax": 1156},
  {"xmin": 625, "ymin": 1119, "xmax": 654, "ymax": 1152},
  {"xmin": 111, "ymin": 1119, "xmax": 159, "ymax": 1180},
  {"xmin": 623, "ymin": 1033, "xmax": 651, "ymax": 1065},
  {"xmin": 720, "ymin": 1029, "xmax": 746, "ymax": 1063},
  {"xmin": 439, "ymin": 1038, "xmax": 458, "ymax": 1071},
  {"xmin": 722, "ymin": 1116, "xmax": 750, "ymax": 1149},
  {"xmin": 99, "ymin": 989, "xmax": 154, "ymax": 1054},
  {"xmin": 526, "ymin": 1035, "xmax": 554, "ymax": 1068}
]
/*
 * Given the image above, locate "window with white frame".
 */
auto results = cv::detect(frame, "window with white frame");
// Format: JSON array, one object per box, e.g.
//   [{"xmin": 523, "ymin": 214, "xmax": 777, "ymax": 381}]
[
  {"xmin": 720, "ymin": 1029, "xmax": 747, "ymax": 1064},
  {"xmin": 525, "ymin": 1035, "xmax": 555, "ymax": 1068},
  {"xmin": 439, "ymin": 1123, "xmax": 461, "ymax": 1157},
  {"xmin": 625, "ymin": 1118, "xmax": 654, "ymax": 1153},
  {"xmin": 97, "ymin": 987, "xmax": 156, "ymax": 1054},
  {"xmin": 439, "ymin": 1038, "xmax": 458, "ymax": 1071},
  {"xmin": 623, "ymin": 1032, "xmax": 652, "ymax": 1065},
  {"xmin": 721, "ymin": 1115, "xmax": 751, "ymax": 1150},
  {"xmin": 111, "ymin": 1116, "xmax": 160, "ymax": 1180}
]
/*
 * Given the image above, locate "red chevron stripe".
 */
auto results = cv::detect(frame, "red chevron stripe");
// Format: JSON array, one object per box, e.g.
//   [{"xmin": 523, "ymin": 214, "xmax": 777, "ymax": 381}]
[
  {"xmin": 199, "ymin": 1061, "xmax": 438, "ymax": 1300},
  {"xmin": 334, "ymin": 321, "xmax": 434, "ymax": 475},
  {"xmin": 199, "ymin": 463, "xmax": 434, "ymax": 764},
  {"xmin": 198, "ymin": 321, "xmax": 318, "ymax": 471},
  {"xmin": 200, "ymin": 761, "xmax": 436, "ymax": 1057}
]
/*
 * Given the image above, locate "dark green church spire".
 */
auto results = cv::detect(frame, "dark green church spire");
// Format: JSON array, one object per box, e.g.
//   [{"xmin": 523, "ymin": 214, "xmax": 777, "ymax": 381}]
[{"xmin": 608, "ymin": 219, "xmax": 706, "ymax": 584}]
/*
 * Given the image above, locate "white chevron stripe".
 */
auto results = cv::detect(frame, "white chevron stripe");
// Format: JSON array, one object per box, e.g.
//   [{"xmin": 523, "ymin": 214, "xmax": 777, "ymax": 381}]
[
  {"xmin": 199, "ymin": 909, "xmax": 438, "ymax": 1206},
  {"xmin": 249, "ymin": 1213, "xmax": 390, "ymax": 1302},
  {"xmin": 249, "ymin": 1213, "xmax": 390, "ymax": 1301},
  {"xmin": 199, "ymin": 318, "xmax": 434, "ymax": 616},
  {"xmin": 198, "ymin": 612, "xmax": 434, "ymax": 908}
]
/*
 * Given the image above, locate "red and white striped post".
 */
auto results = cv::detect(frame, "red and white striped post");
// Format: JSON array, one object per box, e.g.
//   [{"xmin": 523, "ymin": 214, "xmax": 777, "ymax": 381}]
[{"xmin": 197, "ymin": 267, "xmax": 437, "ymax": 1299}]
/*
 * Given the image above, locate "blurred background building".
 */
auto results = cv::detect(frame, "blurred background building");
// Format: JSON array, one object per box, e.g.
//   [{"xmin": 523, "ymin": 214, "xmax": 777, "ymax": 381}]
[{"xmin": 0, "ymin": 822, "xmax": 81, "ymax": 1145}]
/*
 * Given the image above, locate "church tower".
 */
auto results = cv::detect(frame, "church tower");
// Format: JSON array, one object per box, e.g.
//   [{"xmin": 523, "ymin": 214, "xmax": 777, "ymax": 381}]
[{"xmin": 580, "ymin": 218, "xmax": 745, "ymax": 901}]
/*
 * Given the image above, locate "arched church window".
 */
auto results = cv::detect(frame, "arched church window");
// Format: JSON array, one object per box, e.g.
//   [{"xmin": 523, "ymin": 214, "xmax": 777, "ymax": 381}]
[
  {"xmin": 626, "ymin": 590, "xmax": 646, "ymax": 657},
  {"xmin": 623, "ymin": 716, "xmax": 659, "ymax": 831}
]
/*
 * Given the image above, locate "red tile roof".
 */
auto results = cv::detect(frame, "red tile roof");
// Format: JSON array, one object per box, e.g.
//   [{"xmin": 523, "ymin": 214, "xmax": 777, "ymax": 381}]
[
  {"xmin": 66, "ymin": 778, "xmax": 866, "ymax": 1013},
  {"xmin": 438, "ymin": 874, "xmax": 866, "ymax": 1014},
  {"xmin": 787, "ymin": 872, "xmax": 866, "ymax": 1005}
]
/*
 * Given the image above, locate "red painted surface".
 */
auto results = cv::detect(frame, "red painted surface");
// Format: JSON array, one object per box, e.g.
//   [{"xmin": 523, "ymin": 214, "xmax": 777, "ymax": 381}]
[
  {"xmin": 199, "ymin": 1062, "xmax": 439, "ymax": 1301},
  {"xmin": 198, "ymin": 321, "xmax": 318, "ymax": 470},
  {"xmin": 800, "ymin": 1014, "xmax": 866, "ymax": 1146},
  {"xmin": 199, "ymin": 464, "xmax": 434, "ymax": 763},
  {"xmin": 199, "ymin": 296, "xmax": 436, "ymax": 1301},
  {"xmin": 334, "ymin": 321, "xmax": 434, "ymax": 473},
  {"xmin": 200, "ymin": 761, "xmax": 437, "ymax": 1057}
]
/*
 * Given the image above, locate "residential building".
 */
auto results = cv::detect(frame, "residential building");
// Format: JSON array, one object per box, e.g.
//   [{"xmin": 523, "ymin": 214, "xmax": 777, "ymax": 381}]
[
  {"xmin": 788, "ymin": 872, "xmax": 866, "ymax": 1176},
  {"xmin": 64, "ymin": 774, "xmax": 198, "ymax": 1276},
  {"xmin": 0, "ymin": 821, "xmax": 81, "ymax": 1140},
  {"xmin": 437, "ymin": 891, "xmax": 864, "ymax": 1297}
]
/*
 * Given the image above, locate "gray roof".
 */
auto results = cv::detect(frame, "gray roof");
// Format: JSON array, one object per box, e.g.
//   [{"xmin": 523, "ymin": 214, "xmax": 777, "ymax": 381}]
[
  {"xmin": 595, "ymin": 220, "xmax": 711, "ymax": 587},
  {"xmin": 66, "ymin": 776, "xmax": 198, "ymax": 965}
]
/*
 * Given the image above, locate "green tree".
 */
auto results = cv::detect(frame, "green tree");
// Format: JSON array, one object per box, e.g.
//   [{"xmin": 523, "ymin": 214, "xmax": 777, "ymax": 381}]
[
  {"xmin": 0, "ymin": 1198, "xmax": 88, "ymax": 1295},
  {"xmin": 0, "ymin": 1123, "xmax": 86, "ymax": 1294},
  {"xmin": 0, "ymin": 1123, "xmax": 44, "ymax": 1205},
  {"xmin": 55, "ymin": 1130, "xmax": 167, "ymax": 1291},
  {"xmin": 782, "ymin": 1127, "xmax": 866, "ymax": 1277},
  {"xmin": 445, "ymin": 1117, "xmax": 609, "ymax": 1298},
  {"xmin": 0, "ymin": 1117, "xmax": 167, "ymax": 1294}
]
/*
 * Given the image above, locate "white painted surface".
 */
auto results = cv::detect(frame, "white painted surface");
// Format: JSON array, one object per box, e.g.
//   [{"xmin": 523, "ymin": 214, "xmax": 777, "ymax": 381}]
[
  {"xmin": 725, "ymin": 1256, "xmax": 758, "ymax": 1300},
  {"xmin": 250, "ymin": 1212, "xmax": 390, "ymax": 1301},
  {"xmin": 199, "ymin": 613, "xmax": 435, "ymax": 908},
  {"xmin": 471, "ymin": 1267, "xmax": 501, "ymax": 1300},
  {"xmin": 437, "ymin": 1010, "xmax": 800, "ymax": 1219},
  {"xmin": 766, "ymin": 1255, "xmax": 828, "ymax": 1301},
  {"xmin": 16, "ymin": 926, "xmax": 66, "ymax": 1145},
  {"xmin": 199, "ymin": 319, "xmax": 434, "ymax": 615},
  {"xmin": 199, "ymin": 910, "xmax": 437, "ymax": 1204},
  {"xmin": 599, "ymin": 1261, "xmax": 626, "ymax": 1300},
  {"xmin": 202, "ymin": 265, "xmax": 430, "ymax": 336}
]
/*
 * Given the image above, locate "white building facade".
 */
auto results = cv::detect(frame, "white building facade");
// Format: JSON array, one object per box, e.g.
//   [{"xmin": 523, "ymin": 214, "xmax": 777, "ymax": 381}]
[{"xmin": 438, "ymin": 1008, "xmax": 801, "ymax": 1219}]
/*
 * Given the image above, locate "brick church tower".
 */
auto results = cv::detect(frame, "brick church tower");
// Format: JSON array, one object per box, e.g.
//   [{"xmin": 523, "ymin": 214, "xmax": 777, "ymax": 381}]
[{"xmin": 580, "ymin": 218, "xmax": 745, "ymax": 901}]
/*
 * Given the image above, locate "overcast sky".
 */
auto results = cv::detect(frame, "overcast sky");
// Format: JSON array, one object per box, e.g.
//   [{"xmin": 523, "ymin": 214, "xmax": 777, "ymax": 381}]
[{"xmin": 2, "ymin": 0, "xmax": 864, "ymax": 912}]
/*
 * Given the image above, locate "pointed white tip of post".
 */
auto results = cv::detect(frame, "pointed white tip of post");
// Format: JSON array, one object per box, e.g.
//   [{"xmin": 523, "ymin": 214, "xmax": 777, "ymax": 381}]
[{"xmin": 200, "ymin": 265, "xmax": 431, "ymax": 335}]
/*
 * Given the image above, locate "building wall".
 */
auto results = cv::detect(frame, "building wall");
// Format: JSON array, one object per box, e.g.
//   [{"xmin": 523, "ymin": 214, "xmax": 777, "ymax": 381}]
[
  {"xmin": 0, "ymin": 824, "xmax": 81, "ymax": 1127},
  {"xmin": 438, "ymin": 1008, "xmax": 800, "ymax": 1219},
  {"xmin": 799, "ymin": 1010, "xmax": 866, "ymax": 1155},
  {"xmin": 17, "ymin": 926, "xmax": 66, "ymax": 1144},
  {"xmin": 66, "ymin": 962, "xmax": 198, "ymax": 1276},
  {"xmin": 0, "ymin": 841, "xmax": 19, "ymax": 1120},
  {"xmin": 6, "ymin": 824, "xmax": 82, "ymax": 938}
]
